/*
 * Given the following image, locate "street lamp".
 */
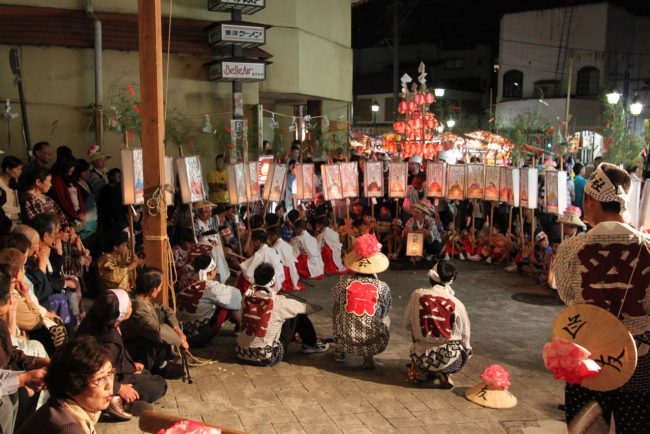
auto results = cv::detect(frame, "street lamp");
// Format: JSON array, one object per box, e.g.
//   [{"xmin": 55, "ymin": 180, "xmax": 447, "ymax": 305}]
[
  {"xmin": 446, "ymin": 119, "xmax": 456, "ymax": 129},
  {"xmin": 371, "ymin": 100, "xmax": 379, "ymax": 134},
  {"xmin": 606, "ymin": 88, "xmax": 621, "ymax": 105},
  {"xmin": 630, "ymin": 93, "xmax": 643, "ymax": 116},
  {"xmin": 434, "ymin": 88, "xmax": 445, "ymax": 98}
]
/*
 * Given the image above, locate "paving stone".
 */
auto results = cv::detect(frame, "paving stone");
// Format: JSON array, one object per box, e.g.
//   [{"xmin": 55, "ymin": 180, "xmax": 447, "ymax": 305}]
[
  {"xmin": 356, "ymin": 411, "xmax": 398, "ymax": 433},
  {"xmin": 238, "ymin": 405, "xmax": 297, "ymax": 426},
  {"xmin": 320, "ymin": 397, "xmax": 374, "ymax": 415},
  {"xmin": 333, "ymin": 413, "xmax": 364, "ymax": 427},
  {"xmin": 272, "ymin": 422, "xmax": 308, "ymax": 433},
  {"xmin": 243, "ymin": 424, "xmax": 278, "ymax": 434}
]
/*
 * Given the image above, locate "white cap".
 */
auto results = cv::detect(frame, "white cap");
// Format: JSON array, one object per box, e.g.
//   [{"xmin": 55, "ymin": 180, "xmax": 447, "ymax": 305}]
[{"xmin": 411, "ymin": 154, "xmax": 422, "ymax": 164}]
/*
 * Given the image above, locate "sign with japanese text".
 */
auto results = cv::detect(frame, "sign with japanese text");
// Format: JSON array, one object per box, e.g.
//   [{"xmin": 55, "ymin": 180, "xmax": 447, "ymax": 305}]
[
  {"xmin": 209, "ymin": 23, "xmax": 266, "ymax": 47},
  {"xmin": 209, "ymin": 61, "xmax": 266, "ymax": 82}
]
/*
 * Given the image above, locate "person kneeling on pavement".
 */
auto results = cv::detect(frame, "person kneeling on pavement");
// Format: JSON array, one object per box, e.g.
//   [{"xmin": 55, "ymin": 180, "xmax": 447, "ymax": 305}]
[
  {"xmin": 236, "ymin": 262, "xmax": 328, "ymax": 366},
  {"xmin": 121, "ymin": 267, "xmax": 187, "ymax": 379},
  {"xmin": 77, "ymin": 288, "xmax": 167, "ymax": 421},
  {"xmin": 405, "ymin": 260, "xmax": 471, "ymax": 388}
]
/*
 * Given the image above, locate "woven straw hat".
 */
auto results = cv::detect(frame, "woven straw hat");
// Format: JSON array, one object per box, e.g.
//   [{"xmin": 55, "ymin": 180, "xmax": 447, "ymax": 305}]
[
  {"xmin": 557, "ymin": 205, "xmax": 586, "ymax": 228},
  {"xmin": 550, "ymin": 303, "xmax": 637, "ymax": 392},
  {"xmin": 344, "ymin": 233, "xmax": 389, "ymax": 274},
  {"xmin": 465, "ymin": 365, "xmax": 517, "ymax": 409}
]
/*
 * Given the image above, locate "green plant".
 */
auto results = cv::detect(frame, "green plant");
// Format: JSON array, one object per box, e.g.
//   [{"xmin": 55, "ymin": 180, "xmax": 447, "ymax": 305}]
[
  {"xmin": 602, "ymin": 99, "xmax": 644, "ymax": 166},
  {"xmin": 107, "ymin": 80, "xmax": 141, "ymax": 140}
]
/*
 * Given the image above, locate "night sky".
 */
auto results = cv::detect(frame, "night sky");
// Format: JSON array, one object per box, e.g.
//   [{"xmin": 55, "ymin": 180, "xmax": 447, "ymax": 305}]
[{"xmin": 353, "ymin": 0, "xmax": 650, "ymax": 51}]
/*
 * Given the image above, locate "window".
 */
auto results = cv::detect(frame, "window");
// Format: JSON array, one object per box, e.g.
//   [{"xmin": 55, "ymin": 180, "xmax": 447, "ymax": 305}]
[
  {"xmin": 355, "ymin": 98, "xmax": 372, "ymax": 122},
  {"xmin": 534, "ymin": 80, "xmax": 561, "ymax": 98},
  {"xmin": 576, "ymin": 67, "xmax": 599, "ymax": 97},
  {"xmin": 445, "ymin": 58, "xmax": 464, "ymax": 70},
  {"xmin": 503, "ymin": 70, "xmax": 523, "ymax": 99}
]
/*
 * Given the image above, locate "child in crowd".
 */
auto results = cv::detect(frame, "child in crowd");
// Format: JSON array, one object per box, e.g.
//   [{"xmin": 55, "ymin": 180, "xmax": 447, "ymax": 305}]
[
  {"xmin": 288, "ymin": 210, "xmax": 324, "ymax": 280},
  {"xmin": 315, "ymin": 216, "xmax": 347, "ymax": 275},
  {"xmin": 176, "ymin": 254, "xmax": 242, "ymax": 347},
  {"xmin": 359, "ymin": 211, "xmax": 375, "ymax": 235},
  {"xmin": 279, "ymin": 204, "xmax": 294, "ymax": 242},
  {"xmin": 332, "ymin": 234, "xmax": 392, "ymax": 369},
  {"xmin": 266, "ymin": 213, "xmax": 303, "ymax": 291},
  {"xmin": 96, "ymin": 230, "xmax": 140, "ymax": 291},
  {"xmin": 401, "ymin": 202, "xmax": 441, "ymax": 261},
  {"xmin": 441, "ymin": 228, "xmax": 466, "ymax": 261},
  {"xmin": 557, "ymin": 205, "xmax": 586, "ymax": 240},
  {"xmin": 236, "ymin": 263, "xmax": 328, "ymax": 366},
  {"xmin": 238, "ymin": 229, "xmax": 285, "ymax": 294},
  {"xmin": 406, "ymin": 260, "xmax": 471, "ymax": 388}
]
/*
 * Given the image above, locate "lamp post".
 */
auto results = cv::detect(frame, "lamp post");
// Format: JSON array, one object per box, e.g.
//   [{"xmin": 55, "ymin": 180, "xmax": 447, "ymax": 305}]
[
  {"xmin": 434, "ymin": 88, "xmax": 445, "ymax": 98},
  {"xmin": 446, "ymin": 119, "xmax": 456, "ymax": 129},
  {"xmin": 371, "ymin": 99, "xmax": 380, "ymax": 135},
  {"xmin": 606, "ymin": 88, "xmax": 621, "ymax": 105}
]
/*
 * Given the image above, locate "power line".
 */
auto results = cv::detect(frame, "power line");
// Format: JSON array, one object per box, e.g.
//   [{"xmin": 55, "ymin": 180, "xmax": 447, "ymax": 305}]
[{"xmin": 499, "ymin": 37, "xmax": 650, "ymax": 59}]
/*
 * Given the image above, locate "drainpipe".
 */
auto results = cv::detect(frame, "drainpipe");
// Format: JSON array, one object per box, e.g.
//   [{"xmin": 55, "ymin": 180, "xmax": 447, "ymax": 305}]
[{"xmin": 86, "ymin": 0, "xmax": 103, "ymax": 148}]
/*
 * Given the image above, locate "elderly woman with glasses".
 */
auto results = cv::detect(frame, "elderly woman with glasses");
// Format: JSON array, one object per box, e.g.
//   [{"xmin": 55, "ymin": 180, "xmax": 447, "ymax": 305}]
[{"xmin": 17, "ymin": 336, "xmax": 115, "ymax": 434}]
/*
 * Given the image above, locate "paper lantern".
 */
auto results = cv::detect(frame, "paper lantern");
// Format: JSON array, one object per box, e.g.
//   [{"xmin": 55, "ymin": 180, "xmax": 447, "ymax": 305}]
[
  {"xmin": 639, "ymin": 179, "xmax": 650, "ymax": 229},
  {"xmin": 507, "ymin": 168, "xmax": 520, "ymax": 207},
  {"xmin": 398, "ymin": 100, "xmax": 408, "ymax": 114},
  {"xmin": 262, "ymin": 163, "xmax": 287, "ymax": 202},
  {"xmin": 364, "ymin": 160, "xmax": 384, "ymax": 198},
  {"xmin": 244, "ymin": 161, "xmax": 261, "ymax": 202},
  {"xmin": 388, "ymin": 161, "xmax": 408, "ymax": 198},
  {"xmin": 519, "ymin": 168, "xmax": 538, "ymax": 209},
  {"xmin": 176, "ymin": 155, "xmax": 205, "ymax": 204},
  {"xmin": 628, "ymin": 177, "xmax": 642, "ymax": 228},
  {"xmin": 294, "ymin": 163, "xmax": 315, "ymax": 201},
  {"xmin": 412, "ymin": 110, "xmax": 422, "ymax": 120},
  {"xmin": 408, "ymin": 101, "xmax": 416, "ymax": 113},
  {"xmin": 484, "ymin": 166, "xmax": 501, "ymax": 202},
  {"xmin": 406, "ymin": 232, "xmax": 424, "ymax": 257},
  {"xmin": 257, "ymin": 155, "xmax": 274, "ymax": 184},
  {"xmin": 414, "ymin": 93, "xmax": 424, "ymax": 105},
  {"xmin": 121, "ymin": 148, "xmax": 144, "ymax": 205},
  {"xmin": 321, "ymin": 164, "xmax": 343, "ymax": 201},
  {"xmin": 544, "ymin": 170, "xmax": 567, "ymax": 215},
  {"xmin": 446, "ymin": 164, "xmax": 466, "ymax": 200},
  {"xmin": 227, "ymin": 163, "xmax": 247, "ymax": 205},
  {"xmin": 426, "ymin": 162, "xmax": 446, "ymax": 198},
  {"xmin": 466, "ymin": 164, "xmax": 486, "ymax": 200},
  {"xmin": 424, "ymin": 92, "xmax": 435, "ymax": 104}
]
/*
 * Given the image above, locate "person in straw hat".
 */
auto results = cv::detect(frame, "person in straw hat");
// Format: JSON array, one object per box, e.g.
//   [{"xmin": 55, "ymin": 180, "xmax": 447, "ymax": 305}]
[
  {"xmin": 405, "ymin": 260, "xmax": 471, "ymax": 388},
  {"xmin": 192, "ymin": 199, "xmax": 218, "ymax": 239},
  {"xmin": 401, "ymin": 200, "xmax": 442, "ymax": 261},
  {"xmin": 551, "ymin": 162, "xmax": 650, "ymax": 433},
  {"xmin": 331, "ymin": 233, "xmax": 391, "ymax": 369},
  {"xmin": 556, "ymin": 205, "xmax": 586, "ymax": 240}
]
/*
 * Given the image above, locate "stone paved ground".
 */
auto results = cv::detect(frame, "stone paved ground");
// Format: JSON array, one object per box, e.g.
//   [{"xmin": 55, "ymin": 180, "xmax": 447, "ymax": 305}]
[{"xmin": 97, "ymin": 261, "xmax": 570, "ymax": 434}]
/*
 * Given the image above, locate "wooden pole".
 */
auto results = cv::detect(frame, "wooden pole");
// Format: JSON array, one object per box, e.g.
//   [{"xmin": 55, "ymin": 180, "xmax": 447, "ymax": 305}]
[
  {"xmin": 507, "ymin": 206, "xmax": 513, "ymax": 236},
  {"xmin": 488, "ymin": 201, "xmax": 494, "ymax": 243},
  {"xmin": 530, "ymin": 209, "xmax": 535, "ymax": 250},
  {"xmin": 137, "ymin": 0, "xmax": 168, "ymax": 305}
]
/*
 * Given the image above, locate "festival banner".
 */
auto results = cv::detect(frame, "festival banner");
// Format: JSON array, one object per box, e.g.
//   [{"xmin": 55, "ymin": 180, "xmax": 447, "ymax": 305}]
[
  {"xmin": 262, "ymin": 163, "xmax": 287, "ymax": 202},
  {"xmin": 294, "ymin": 163, "xmax": 315, "ymax": 201},
  {"xmin": 244, "ymin": 161, "xmax": 261, "ymax": 202},
  {"xmin": 321, "ymin": 164, "xmax": 343, "ymax": 201},
  {"xmin": 121, "ymin": 148, "xmax": 144, "ymax": 205},
  {"xmin": 340, "ymin": 162, "xmax": 360, "ymax": 198},
  {"xmin": 446, "ymin": 164, "xmax": 466, "ymax": 201},
  {"xmin": 388, "ymin": 161, "xmax": 408, "ymax": 198},
  {"xmin": 484, "ymin": 166, "xmax": 501, "ymax": 202},
  {"xmin": 506, "ymin": 168, "xmax": 520, "ymax": 207},
  {"xmin": 628, "ymin": 176, "xmax": 642, "ymax": 228},
  {"xmin": 176, "ymin": 155, "xmax": 205, "ymax": 204},
  {"xmin": 466, "ymin": 164, "xmax": 486, "ymax": 200},
  {"xmin": 227, "ymin": 163, "xmax": 248, "ymax": 205},
  {"xmin": 544, "ymin": 170, "xmax": 567, "ymax": 215},
  {"xmin": 426, "ymin": 162, "xmax": 446, "ymax": 198},
  {"xmin": 519, "ymin": 168, "xmax": 538, "ymax": 209},
  {"xmin": 364, "ymin": 160, "xmax": 385, "ymax": 198}
]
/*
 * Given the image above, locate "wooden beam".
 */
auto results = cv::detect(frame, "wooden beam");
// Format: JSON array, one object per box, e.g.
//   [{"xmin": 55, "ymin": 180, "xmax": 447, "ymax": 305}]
[{"xmin": 137, "ymin": 0, "xmax": 168, "ymax": 305}]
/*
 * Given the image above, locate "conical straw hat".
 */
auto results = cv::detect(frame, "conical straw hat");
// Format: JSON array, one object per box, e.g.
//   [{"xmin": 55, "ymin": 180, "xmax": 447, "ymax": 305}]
[
  {"xmin": 551, "ymin": 304, "xmax": 637, "ymax": 392},
  {"xmin": 465, "ymin": 383, "xmax": 518, "ymax": 409}
]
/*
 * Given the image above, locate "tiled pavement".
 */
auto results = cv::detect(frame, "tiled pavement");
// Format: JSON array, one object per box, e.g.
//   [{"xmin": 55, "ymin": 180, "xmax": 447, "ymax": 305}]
[{"xmin": 97, "ymin": 261, "xmax": 569, "ymax": 434}]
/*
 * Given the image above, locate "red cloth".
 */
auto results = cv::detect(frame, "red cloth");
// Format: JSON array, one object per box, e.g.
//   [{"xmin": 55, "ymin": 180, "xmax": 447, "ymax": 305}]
[
  {"xmin": 209, "ymin": 307, "xmax": 231, "ymax": 335},
  {"xmin": 282, "ymin": 265, "xmax": 304, "ymax": 291},
  {"xmin": 296, "ymin": 253, "xmax": 324, "ymax": 280},
  {"xmin": 49, "ymin": 175, "xmax": 85, "ymax": 222},
  {"xmin": 322, "ymin": 245, "xmax": 344, "ymax": 275},
  {"xmin": 235, "ymin": 273, "xmax": 251, "ymax": 295},
  {"xmin": 461, "ymin": 238, "xmax": 474, "ymax": 255}
]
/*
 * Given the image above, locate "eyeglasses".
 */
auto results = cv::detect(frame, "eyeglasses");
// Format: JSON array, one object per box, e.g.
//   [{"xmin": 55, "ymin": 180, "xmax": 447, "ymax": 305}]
[{"xmin": 89, "ymin": 368, "xmax": 116, "ymax": 388}]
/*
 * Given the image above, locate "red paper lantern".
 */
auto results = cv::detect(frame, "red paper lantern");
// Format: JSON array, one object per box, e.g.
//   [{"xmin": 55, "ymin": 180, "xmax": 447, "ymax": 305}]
[
  {"xmin": 425, "ymin": 132, "xmax": 434, "ymax": 141},
  {"xmin": 408, "ymin": 131, "xmax": 416, "ymax": 141},
  {"xmin": 398, "ymin": 100, "xmax": 408, "ymax": 114},
  {"xmin": 393, "ymin": 121, "xmax": 405, "ymax": 133},
  {"xmin": 408, "ymin": 101, "xmax": 417, "ymax": 113},
  {"xmin": 414, "ymin": 93, "xmax": 424, "ymax": 105},
  {"xmin": 424, "ymin": 92, "xmax": 435, "ymax": 104},
  {"xmin": 412, "ymin": 110, "xmax": 422, "ymax": 120}
]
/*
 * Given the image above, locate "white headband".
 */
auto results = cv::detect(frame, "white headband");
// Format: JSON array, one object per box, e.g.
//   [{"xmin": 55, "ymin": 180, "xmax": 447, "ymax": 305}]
[
  {"xmin": 198, "ymin": 256, "xmax": 217, "ymax": 281},
  {"xmin": 584, "ymin": 165, "xmax": 630, "ymax": 219},
  {"xmin": 109, "ymin": 288, "xmax": 131, "ymax": 322},
  {"xmin": 427, "ymin": 263, "xmax": 455, "ymax": 294}
]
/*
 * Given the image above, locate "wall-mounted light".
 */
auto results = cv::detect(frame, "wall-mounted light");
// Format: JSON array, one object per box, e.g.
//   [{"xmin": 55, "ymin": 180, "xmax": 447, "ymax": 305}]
[{"xmin": 630, "ymin": 93, "xmax": 643, "ymax": 116}]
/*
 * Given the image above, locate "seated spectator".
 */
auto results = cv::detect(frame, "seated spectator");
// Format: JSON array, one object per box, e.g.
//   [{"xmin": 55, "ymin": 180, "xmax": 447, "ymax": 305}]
[
  {"xmin": 238, "ymin": 229, "xmax": 285, "ymax": 294},
  {"xmin": 26, "ymin": 214, "xmax": 77, "ymax": 335},
  {"xmin": 121, "ymin": 267, "xmax": 186, "ymax": 380},
  {"xmin": 401, "ymin": 202, "xmax": 442, "ymax": 261},
  {"xmin": 315, "ymin": 216, "xmax": 347, "ymax": 275},
  {"xmin": 176, "ymin": 254, "xmax": 242, "ymax": 347},
  {"xmin": 405, "ymin": 261, "xmax": 471, "ymax": 388},
  {"xmin": 49, "ymin": 154, "xmax": 85, "ymax": 228},
  {"xmin": 72, "ymin": 159, "xmax": 98, "ymax": 242},
  {"xmin": 97, "ymin": 230, "xmax": 139, "ymax": 291},
  {"xmin": 77, "ymin": 289, "xmax": 166, "ymax": 421},
  {"xmin": 0, "ymin": 156, "xmax": 23, "ymax": 226},
  {"xmin": 236, "ymin": 263, "xmax": 328, "ymax": 366},
  {"xmin": 266, "ymin": 214, "xmax": 302, "ymax": 292},
  {"xmin": 16, "ymin": 336, "xmax": 113, "ymax": 434},
  {"xmin": 287, "ymin": 210, "xmax": 324, "ymax": 280},
  {"xmin": 557, "ymin": 205, "xmax": 586, "ymax": 240},
  {"xmin": 22, "ymin": 167, "xmax": 68, "ymax": 226},
  {"xmin": 0, "ymin": 265, "xmax": 50, "ymax": 433}
]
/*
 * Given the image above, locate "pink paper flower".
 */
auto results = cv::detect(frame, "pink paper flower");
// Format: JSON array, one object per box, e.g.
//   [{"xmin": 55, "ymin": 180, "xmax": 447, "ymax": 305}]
[
  {"xmin": 157, "ymin": 420, "xmax": 221, "ymax": 434},
  {"xmin": 480, "ymin": 364, "xmax": 511, "ymax": 389},
  {"xmin": 543, "ymin": 338, "xmax": 601, "ymax": 384},
  {"xmin": 354, "ymin": 233, "xmax": 381, "ymax": 258}
]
